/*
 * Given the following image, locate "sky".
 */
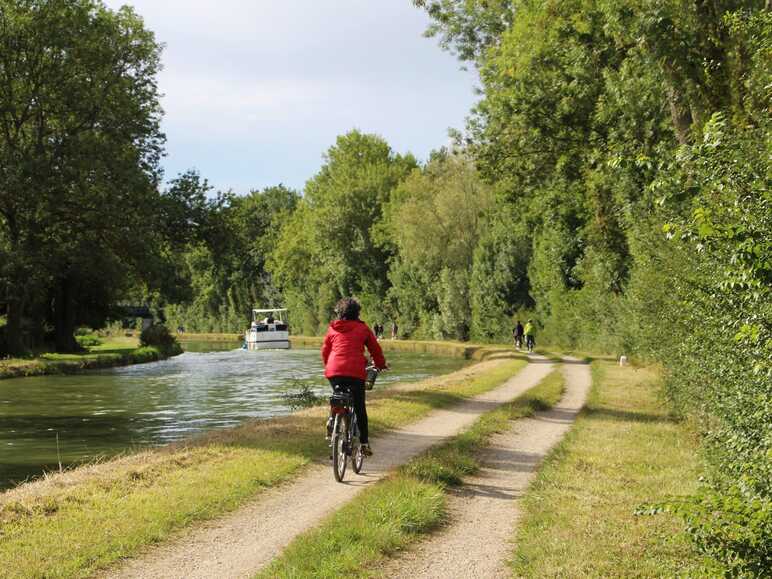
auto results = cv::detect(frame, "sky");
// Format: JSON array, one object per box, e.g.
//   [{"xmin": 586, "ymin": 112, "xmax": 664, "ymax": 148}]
[{"xmin": 102, "ymin": 0, "xmax": 478, "ymax": 195}]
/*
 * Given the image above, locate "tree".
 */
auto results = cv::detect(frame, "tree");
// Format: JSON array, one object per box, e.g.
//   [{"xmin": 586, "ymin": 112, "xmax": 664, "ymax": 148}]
[
  {"xmin": 269, "ymin": 131, "xmax": 416, "ymax": 332},
  {"xmin": 413, "ymin": 0, "xmax": 515, "ymax": 64},
  {"xmin": 162, "ymin": 182, "xmax": 300, "ymax": 334},
  {"xmin": 0, "ymin": 0, "xmax": 165, "ymax": 352},
  {"xmin": 385, "ymin": 151, "xmax": 493, "ymax": 339},
  {"xmin": 416, "ymin": 0, "xmax": 771, "ymax": 569}
]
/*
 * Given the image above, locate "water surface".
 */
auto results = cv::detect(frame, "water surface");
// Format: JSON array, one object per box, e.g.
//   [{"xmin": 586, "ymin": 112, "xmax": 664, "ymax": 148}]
[{"xmin": 0, "ymin": 344, "xmax": 466, "ymax": 490}]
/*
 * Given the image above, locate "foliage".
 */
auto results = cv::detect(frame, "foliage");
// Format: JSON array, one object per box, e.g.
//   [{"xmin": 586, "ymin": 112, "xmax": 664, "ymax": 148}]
[
  {"xmin": 162, "ymin": 182, "xmax": 300, "ymax": 333},
  {"xmin": 0, "ymin": 0, "xmax": 165, "ymax": 353},
  {"xmin": 648, "ymin": 117, "xmax": 771, "ymax": 575},
  {"xmin": 384, "ymin": 151, "xmax": 493, "ymax": 339},
  {"xmin": 139, "ymin": 324, "xmax": 182, "ymax": 357},
  {"xmin": 75, "ymin": 335, "xmax": 102, "ymax": 348},
  {"xmin": 415, "ymin": 0, "xmax": 770, "ymax": 572},
  {"xmin": 268, "ymin": 130, "xmax": 416, "ymax": 333},
  {"xmin": 282, "ymin": 382, "xmax": 325, "ymax": 410}
]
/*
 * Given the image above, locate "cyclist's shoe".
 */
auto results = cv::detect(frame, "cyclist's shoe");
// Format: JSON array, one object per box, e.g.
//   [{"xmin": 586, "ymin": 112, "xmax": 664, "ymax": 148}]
[{"xmin": 360, "ymin": 444, "xmax": 373, "ymax": 457}]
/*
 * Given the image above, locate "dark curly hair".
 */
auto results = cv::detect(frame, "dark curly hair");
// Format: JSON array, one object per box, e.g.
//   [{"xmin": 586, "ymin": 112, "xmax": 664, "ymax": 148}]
[{"xmin": 335, "ymin": 297, "xmax": 361, "ymax": 321}]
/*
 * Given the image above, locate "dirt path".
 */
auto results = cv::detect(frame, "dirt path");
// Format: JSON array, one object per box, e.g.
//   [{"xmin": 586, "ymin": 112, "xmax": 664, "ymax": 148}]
[
  {"xmin": 377, "ymin": 360, "xmax": 591, "ymax": 579},
  {"xmin": 106, "ymin": 357, "xmax": 555, "ymax": 579}
]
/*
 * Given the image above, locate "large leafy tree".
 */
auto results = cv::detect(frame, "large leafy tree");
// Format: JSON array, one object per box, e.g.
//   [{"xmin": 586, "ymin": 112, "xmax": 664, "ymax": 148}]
[
  {"xmin": 0, "ymin": 0, "xmax": 165, "ymax": 352},
  {"xmin": 162, "ymin": 180, "xmax": 300, "ymax": 334},
  {"xmin": 384, "ymin": 151, "xmax": 493, "ymax": 339},
  {"xmin": 269, "ymin": 131, "xmax": 416, "ymax": 333}
]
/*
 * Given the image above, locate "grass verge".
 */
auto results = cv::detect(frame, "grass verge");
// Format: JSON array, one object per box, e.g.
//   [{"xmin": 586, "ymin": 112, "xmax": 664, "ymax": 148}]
[
  {"xmin": 0, "ymin": 356, "xmax": 526, "ymax": 578},
  {"xmin": 510, "ymin": 361, "xmax": 715, "ymax": 576},
  {"xmin": 257, "ymin": 367, "xmax": 565, "ymax": 578},
  {"xmin": 0, "ymin": 337, "xmax": 176, "ymax": 380}
]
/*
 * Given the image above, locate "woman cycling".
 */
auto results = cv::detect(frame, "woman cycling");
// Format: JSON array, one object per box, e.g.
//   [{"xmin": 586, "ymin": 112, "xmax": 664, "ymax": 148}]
[{"xmin": 322, "ymin": 297, "xmax": 387, "ymax": 456}]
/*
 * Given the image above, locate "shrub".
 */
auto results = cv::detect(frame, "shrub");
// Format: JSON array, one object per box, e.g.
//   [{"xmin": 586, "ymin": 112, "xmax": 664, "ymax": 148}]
[
  {"xmin": 75, "ymin": 335, "xmax": 102, "ymax": 348},
  {"xmin": 139, "ymin": 324, "xmax": 182, "ymax": 357},
  {"xmin": 282, "ymin": 382, "xmax": 324, "ymax": 410},
  {"xmin": 647, "ymin": 117, "xmax": 771, "ymax": 574}
]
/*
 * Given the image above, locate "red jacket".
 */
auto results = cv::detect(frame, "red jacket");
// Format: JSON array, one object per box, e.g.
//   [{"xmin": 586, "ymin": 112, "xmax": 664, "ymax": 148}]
[{"xmin": 321, "ymin": 320, "xmax": 387, "ymax": 380}]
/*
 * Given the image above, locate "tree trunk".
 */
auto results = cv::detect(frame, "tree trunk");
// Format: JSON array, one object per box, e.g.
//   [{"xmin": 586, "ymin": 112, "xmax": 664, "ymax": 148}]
[
  {"xmin": 54, "ymin": 275, "xmax": 79, "ymax": 353},
  {"xmin": 666, "ymin": 84, "xmax": 694, "ymax": 145},
  {"xmin": 4, "ymin": 296, "xmax": 26, "ymax": 355}
]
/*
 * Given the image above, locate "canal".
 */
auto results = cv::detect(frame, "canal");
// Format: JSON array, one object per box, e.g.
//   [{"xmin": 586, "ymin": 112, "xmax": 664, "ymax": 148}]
[{"xmin": 0, "ymin": 344, "xmax": 467, "ymax": 490}]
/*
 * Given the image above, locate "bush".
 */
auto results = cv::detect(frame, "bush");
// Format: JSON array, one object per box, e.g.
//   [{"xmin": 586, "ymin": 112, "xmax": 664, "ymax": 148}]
[
  {"xmin": 281, "ymin": 383, "xmax": 324, "ymax": 410},
  {"xmin": 139, "ymin": 324, "xmax": 182, "ymax": 357},
  {"xmin": 647, "ymin": 118, "xmax": 772, "ymax": 574},
  {"xmin": 75, "ymin": 335, "xmax": 102, "ymax": 348}
]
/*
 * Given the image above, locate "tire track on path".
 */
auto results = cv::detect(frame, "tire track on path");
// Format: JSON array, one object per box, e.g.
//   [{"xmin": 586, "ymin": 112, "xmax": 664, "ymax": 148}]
[
  {"xmin": 378, "ymin": 359, "xmax": 591, "ymax": 579},
  {"xmin": 106, "ymin": 357, "xmax": 555, "ymax": 579}
]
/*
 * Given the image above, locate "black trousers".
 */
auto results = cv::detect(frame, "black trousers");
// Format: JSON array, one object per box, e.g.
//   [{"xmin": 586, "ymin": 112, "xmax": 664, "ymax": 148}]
[{"xmin": 328, "ymin": 376, "xmax": 369, "ymax": 444}]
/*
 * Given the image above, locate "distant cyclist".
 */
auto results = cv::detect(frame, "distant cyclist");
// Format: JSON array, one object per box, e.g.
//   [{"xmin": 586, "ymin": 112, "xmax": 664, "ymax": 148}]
[
  {"xmin": 524, "ymin": 319, "xmax": 536, "ymax": 353},
  {"xmin": 322, "ymin": 297, "xmax": 387, "ymax": 457},
  {"xmin": 513, "ymin": 320, "xmax": 524, "ymax": 350}
]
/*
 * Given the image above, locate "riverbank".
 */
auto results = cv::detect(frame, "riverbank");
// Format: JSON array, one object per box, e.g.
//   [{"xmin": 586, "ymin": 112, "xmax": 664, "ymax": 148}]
[
  {"xmin": 0, "ymin": 337, "xmax": 180, "ymax": 380},
  {"xmin": 178, "ymin": 333, "xmax": 516, "ymax": 361},
  {"xmin": 0, "ymin": 351, "xmax": 525, "ymax": 578}
]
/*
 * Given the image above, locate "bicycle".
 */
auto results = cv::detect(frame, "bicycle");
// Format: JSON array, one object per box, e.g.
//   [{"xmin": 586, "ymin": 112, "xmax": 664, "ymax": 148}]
[
  {"xmin": 328, "ymin": 364, "xmax": 381, "ymax": 482},
  {"xmin": 526, "ymin": 335, "xmax": 535, "ymax": 353}
]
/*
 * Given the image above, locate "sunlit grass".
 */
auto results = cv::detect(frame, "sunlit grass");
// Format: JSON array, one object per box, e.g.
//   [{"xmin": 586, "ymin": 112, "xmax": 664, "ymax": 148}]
[
  {"xmin": 257, "ymin": 477, "xmax": 446, "ymax": 579},
  {"xmin": 0, "ymin": 336, "xmax": 160, "ymax": 380},
  {"xmin": 510, "ymin": 361, "xmax": 714, "ymax": 577}
]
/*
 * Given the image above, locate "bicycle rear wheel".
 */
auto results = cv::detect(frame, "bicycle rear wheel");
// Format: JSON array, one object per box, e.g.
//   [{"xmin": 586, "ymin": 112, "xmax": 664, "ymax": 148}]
[
  {"xmin": 352, "ymin": 445, "xmax": 364, "ymax": 473},
  {"xmin": 331, "ymin": 414, "xmax": 348, "ymax": 482}
]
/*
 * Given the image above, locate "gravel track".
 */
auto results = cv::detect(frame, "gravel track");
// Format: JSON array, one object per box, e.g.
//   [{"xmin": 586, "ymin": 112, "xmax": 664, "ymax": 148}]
[
  {"xmin": 106, "ymin": 357, "xmax": 555, "ymax": 579},
  {"xmin": 377, "ymin": 359, "xmax": 591, "ymax": 579}
]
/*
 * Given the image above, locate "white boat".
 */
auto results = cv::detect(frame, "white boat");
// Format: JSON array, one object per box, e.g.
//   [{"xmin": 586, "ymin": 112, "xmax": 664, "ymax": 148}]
[{"xmin": 245, "ymin": 308, "xmax": 290, "ymax": 350}]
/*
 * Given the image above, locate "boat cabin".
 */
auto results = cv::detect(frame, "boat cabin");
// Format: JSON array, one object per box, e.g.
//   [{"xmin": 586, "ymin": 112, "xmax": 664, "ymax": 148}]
[{"xmin": 245, "ymin": 308, "xmax": 290, "ymax": 350}]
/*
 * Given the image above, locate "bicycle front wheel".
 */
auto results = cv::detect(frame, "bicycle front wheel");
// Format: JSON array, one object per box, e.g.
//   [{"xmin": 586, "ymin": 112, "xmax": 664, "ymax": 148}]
[{"xmin": 332, "ymin": 414, "xmax": 348, "ymax": 482}]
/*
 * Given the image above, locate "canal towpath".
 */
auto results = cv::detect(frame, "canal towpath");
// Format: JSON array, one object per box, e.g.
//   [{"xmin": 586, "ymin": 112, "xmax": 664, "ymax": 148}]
[{"xmin": 105, "ymin": 356, "xmax": 580, "ymax": 579}]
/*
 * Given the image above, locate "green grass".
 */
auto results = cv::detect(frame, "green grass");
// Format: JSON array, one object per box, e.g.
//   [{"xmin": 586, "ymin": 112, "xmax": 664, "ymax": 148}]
[
  {"xmin": 0, "ymin": 356, "xmax": 527, "ymax": 578},
  {"xmin": 258, "ymin": 367, "xmax": 565, "ymax": 578},
  {"xmin": 0, "ymin": 446, "xmax": 303, "ymax": 579},
  {"xmin": 401, "ymin": 367, "xmax": 565, "ymax": 487},
  {"xmin": 257, "ymin": 477, "xmax": 446, "ymax": 579},
  {"xmin": 0, "ymin": 337, "xmax": 173, "ymax": 380},
  {"xmin": 510, "ymin": 361, "xmax": 715, "ymax": 577}
]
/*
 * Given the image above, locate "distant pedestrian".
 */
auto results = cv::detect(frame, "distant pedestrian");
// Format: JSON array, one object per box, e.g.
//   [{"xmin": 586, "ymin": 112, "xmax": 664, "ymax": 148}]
[
  {"xmin": 513, "ymin": 320, "xmax": 524, "ymax": 350},
  {"xmin": 391, "ymin": 320, "xmax": 398, "ymax": 340}
]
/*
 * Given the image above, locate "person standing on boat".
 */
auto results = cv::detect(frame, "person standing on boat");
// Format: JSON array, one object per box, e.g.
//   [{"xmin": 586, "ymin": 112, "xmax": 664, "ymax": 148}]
[{"xmin": 322, "ymin": 297, "xmax": 387, "ymax": 456}]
